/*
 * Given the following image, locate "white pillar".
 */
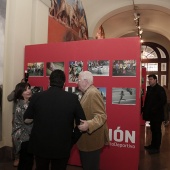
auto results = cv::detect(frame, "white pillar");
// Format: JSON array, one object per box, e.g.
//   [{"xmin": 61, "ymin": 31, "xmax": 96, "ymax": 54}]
[{"xmin": 0, "ymin": 0, "xmax": 49, "ymax": 147}]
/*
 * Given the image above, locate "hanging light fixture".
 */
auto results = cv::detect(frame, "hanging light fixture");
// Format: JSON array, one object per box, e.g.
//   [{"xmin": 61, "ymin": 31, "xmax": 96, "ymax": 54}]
[{"xmin": 134, "ymin": 12, "xmax": 143, "ymax": 43}]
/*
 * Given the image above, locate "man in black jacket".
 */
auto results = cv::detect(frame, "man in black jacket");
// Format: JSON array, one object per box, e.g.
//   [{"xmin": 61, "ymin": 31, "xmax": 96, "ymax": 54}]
[
  {"xmin": 24, "ymin": 69, "xmax": 86, "ymax": 170},
  {"xmin": 143, "ymin": 74, "xmax": 167, "ymax": 154}
]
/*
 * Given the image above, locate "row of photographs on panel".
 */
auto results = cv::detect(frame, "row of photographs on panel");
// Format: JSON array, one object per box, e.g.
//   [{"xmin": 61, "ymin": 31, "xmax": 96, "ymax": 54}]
[
  {"xmin": 31, "ymin": 86, "xmax": 136, "ymax": 106},
  {"xmin": 27, "ymin": 60, "xmax": 137, "ymax": 83}
]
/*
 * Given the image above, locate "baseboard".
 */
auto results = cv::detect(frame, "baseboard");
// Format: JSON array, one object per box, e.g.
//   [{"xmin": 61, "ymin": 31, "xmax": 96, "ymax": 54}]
[{"xmin": 0, "ymin": 146, "xmax": 13, "ymax": 162}]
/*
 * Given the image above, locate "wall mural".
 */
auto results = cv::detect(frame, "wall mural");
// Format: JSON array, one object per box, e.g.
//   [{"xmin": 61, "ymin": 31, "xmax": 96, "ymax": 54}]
[
  {"xmin": 48, "ymin": 0, "xmax": 88, "ymax": 42},
  {"xmin": 96, "ymin": 25, "xmax": 105, "ymax": 39}
]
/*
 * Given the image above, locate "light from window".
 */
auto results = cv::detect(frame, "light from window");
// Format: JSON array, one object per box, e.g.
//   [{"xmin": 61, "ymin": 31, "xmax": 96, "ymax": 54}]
[
  {"xmin": 161, "ymin": 75, "xmax": 166, "ymax": 86},
  {"xmin": 141, "ymin": 46, "xmax": 158, "ymax": 59},
  {"xmin": 161, "ymin": 63, "xmax": 166, "ymax": 71},
  {"xmin": 158, "ymin": 48, "xmax": 166, "ymax": 58},
  {"xmin": 142, "ymin": 63, "xmax": 158, "ymax": 71}
]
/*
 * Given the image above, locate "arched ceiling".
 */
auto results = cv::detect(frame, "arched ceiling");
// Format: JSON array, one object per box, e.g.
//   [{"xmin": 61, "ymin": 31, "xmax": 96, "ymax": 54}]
[
  {"xmin": 81, "ymin": 0, "xmax": 170, "ymax": 39},
  {"xmin": 81, "ymin": 0, "xmax": 170, "ymax": 55}
]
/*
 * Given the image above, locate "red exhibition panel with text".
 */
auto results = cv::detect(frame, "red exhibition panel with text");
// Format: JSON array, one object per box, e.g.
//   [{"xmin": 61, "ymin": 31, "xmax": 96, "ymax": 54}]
[{"xmin": 25, "ymin": 37, "xmax": 141, "ymax": 170}]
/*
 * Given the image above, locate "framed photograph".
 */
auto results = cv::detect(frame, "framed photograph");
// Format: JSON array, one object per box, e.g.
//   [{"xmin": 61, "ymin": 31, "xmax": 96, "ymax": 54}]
[
  {"xmin": 112, "ymin": 88, "xmax": 136, "ymax": 105},
  {"xmin": 112, "ymin": 60, "xmax": 136, "ymax": 77},
  {"xmin": 88, "ymin": 60, "xmax": 109, "ymax": 76},
  {"xmin": 97, "ymin": 87, "xmax": 106, "ymax": 107},
  {"xmin": 27, "ymin": 62, "xmax": 44, "ymax": 77},
  {"xmin": 46, "ymin": 62, "xmax": 64, "ymax": 76},
  {"xmin": 65, "ymin": 86, "xmax": 82, "ymax": 100},
  {"xmin": 31, "ymin": 86, "xmax": 43, "ymax": 94},
  {"xmin": 69, "ymin": 61, "xmax": 83, "ymax": 83}
]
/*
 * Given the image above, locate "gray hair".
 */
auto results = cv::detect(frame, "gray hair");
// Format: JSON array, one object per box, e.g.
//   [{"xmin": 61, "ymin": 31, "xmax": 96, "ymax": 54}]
[{"xmin": 79, "ymin": 71, "xmax": 93, "ymax": 85}]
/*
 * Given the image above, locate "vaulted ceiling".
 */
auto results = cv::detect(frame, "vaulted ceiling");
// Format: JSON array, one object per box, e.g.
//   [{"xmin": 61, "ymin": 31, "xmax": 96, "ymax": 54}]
[{"xmin": 81, "ymin": 0, "xmax": 170, "ymax": 54}]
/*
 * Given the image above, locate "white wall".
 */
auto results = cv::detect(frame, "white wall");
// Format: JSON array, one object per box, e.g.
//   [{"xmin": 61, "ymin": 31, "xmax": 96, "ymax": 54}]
[
  {"xmin": 0, "ymin": 0, "xmax": 49, "ymax": 147},
  {"xmin": 0, "ymin": 0, "xmax": 6, "ymax": 85}
]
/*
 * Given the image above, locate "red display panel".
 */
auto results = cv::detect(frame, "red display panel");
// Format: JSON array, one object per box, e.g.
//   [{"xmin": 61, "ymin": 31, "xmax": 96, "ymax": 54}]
[{"xmin": 25, "ymin": 37, "xmax": 141, "ymax": 170}]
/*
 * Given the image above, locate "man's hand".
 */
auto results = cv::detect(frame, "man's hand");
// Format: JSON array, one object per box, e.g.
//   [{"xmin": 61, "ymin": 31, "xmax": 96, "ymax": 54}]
[{"xmin": 78, "ymin": 119, "xmax": 89, "ymax": 131}]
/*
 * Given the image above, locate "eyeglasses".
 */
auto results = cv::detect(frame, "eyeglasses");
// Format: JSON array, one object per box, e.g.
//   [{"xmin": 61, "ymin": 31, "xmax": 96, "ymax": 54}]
[{"xmin": 77, "ymin": 79, "xmax": 87, "ymax": 82}]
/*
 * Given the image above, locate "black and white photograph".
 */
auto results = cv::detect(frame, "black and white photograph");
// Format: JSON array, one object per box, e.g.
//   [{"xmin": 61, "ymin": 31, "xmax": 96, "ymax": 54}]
[
  {"xmin": 46, "ymin": 62, "xmax": 64, "ymax": 76},
  {"xmin": 112, "ymin": 60, "xmax": 136, "ymax": 76},
  {"xmin": 112, "ymin": 87, "xmax": 136, "ymax": 105},
  {"xmin": 69, "ymin": 61, "xmax": 83, "ymax": 83},
  {"xmin": 65, "ymin": 86, "xmax": 82, "ymax": 100},
  {"xmin": 88, "ymin": 60, "xmax": 109, "ymax": 76},
  {"xmin": 31, "ymin": 86, "xmax": 43, "ymax": 94},
  {"xmin": 27, "ymin": 62, "xmax": 44, "ymax": 77},
  {"xmin": 97, "ymin": 87, "xmax": 106, "ymax": 106}
]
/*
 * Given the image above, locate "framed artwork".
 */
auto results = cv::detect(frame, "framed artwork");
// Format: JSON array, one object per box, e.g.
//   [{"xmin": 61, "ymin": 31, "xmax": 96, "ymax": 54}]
[
  {"xmin": 112, "ymin": 60, "xmax": 136, "ymax": 77},
  {"xmin": 46, "ymin": 62, "xmax": 64, "ymax": 76},
  {"xmin": 31, "ymin": 86, "xmax": 43, "ymax": 94},
  {"xmin": 48, "ymin": 0, "xmax": 88, "ymax": 42},
  {"xmin": 112, "ymin": 88, "xmax": 136, "ymax": 105},
  {"xmin": 88, "ymin": 60, "xmax": 109, "ymax": 76},
  {"xmin": 65, "ymin": 86, "xmax": 82, "ymax": 100},
  {"xmin": 97, "ymin": 87, "xmax": 106, "ymax": 107},
  {"xmin": 27, "ymin": 62, "xmax": 44, "ymax": 77},
  {"xmin": 69, "ymin": 61, "xmax": 83, "ymax": 83}
]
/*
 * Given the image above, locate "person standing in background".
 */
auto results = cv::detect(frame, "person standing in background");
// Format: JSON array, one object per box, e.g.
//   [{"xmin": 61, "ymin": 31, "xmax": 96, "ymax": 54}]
[
  {"xmin": 143, "ymin": 74, "xmax": 167, "ymax": 154},
  {"xmin": 24, "ymin": 69, "xmax": 86, "ymax": 170},
  {"xmin": 77, "ymin": 71, "xmax": 109, "ymax": 170}
]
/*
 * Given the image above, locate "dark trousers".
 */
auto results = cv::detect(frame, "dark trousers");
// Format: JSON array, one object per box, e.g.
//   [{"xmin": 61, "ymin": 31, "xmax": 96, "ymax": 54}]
[
  {"xmin": 17, "ymin": 141, "xmax": 34, "ymax": 170},
  {"xmin": 79, "ymin": 149, "xmax": 101, "ymax": 170},
  {"xmin": 35, "ymin": 156, "xmax": 69, "ymax": 170},
  {"xmin": 150, "ymin": 120, "xmax": 162, "ymax": 149}
]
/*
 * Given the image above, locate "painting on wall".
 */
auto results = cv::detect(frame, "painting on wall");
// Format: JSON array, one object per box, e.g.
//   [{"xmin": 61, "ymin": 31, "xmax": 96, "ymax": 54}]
[{"xmin": 48, "ymin": 0, "xmax": 88, "ymax": 42}]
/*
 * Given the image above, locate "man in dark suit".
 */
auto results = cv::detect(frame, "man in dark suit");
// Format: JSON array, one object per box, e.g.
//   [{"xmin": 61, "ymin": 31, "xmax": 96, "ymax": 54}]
[
  {"xmin": 143, "ymin": 74, "xmax": 167, "ymax": 154},
  {"xmin": 24, "ymin": 69, "xmax": 86, "ymax": 170}
]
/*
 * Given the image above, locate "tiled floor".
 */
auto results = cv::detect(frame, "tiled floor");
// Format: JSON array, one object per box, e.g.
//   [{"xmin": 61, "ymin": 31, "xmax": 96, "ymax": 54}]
[{"xmin": 0, "ymin": 123, "xmax": 170, "ymax": 170}]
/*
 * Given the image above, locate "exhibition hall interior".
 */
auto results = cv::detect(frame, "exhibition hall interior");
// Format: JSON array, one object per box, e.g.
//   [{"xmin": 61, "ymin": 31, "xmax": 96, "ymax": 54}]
[{"xmin": 0, "ymin": 0, "xmax": 170, "ymax": 169}]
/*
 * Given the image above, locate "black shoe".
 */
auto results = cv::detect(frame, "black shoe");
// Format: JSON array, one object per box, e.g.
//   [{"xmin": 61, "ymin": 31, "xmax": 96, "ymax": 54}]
[
  {"xmin": 148, "ymin": 148, "xmax": 160, "ymax": 154},
  {"xmin": 144, "ymin": 145, "xmax": 153, "ymax": 150}
]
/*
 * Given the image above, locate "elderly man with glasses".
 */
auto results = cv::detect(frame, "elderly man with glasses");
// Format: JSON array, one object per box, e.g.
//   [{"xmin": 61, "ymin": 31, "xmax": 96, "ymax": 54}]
[{"xmin": 77, "ymin": 71, "xmax": 109, "ymax": 170}]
